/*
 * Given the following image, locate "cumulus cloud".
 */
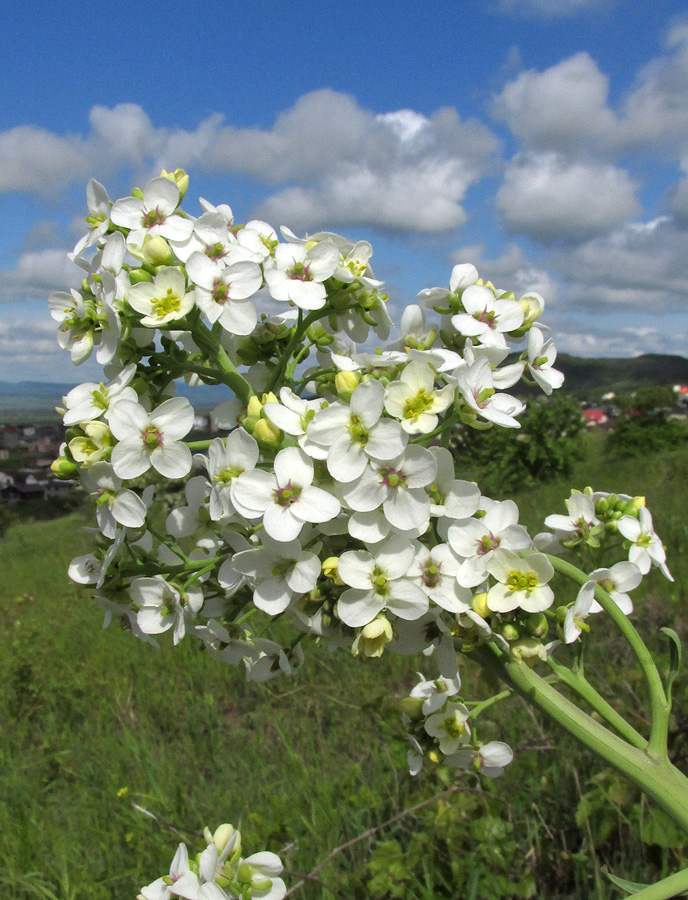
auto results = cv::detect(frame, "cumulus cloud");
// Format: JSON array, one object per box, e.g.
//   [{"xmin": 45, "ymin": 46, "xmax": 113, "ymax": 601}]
[
  {"xmin": 492, "ymin": 53, "xmax": 619, "ymax": 154},
  {"xmin": 554, "ymin": 324, "xmax": 687, "ymax": 358},
  {"xmin": 0, "ymin": 317, "xmax": 99, "ymax": 383},
  {"xmin": 496, "ymin": 152, "xmax": 639, "ymax": 242},
  {"xmin": 619, "ymin": 24, "xmax": 688, "ymax": 154},
  {"xmin": 211, "ymin": 91, "xmax": 499, "ymax": 232},
  {"xmin": 451, "ymin": 242, "xmax": 559, "ymax": 301},
  {"xmin": 0, "ymin": 92, "xmax": 498, "ymax": 233},
  {"xmin": 0, "ymin": 249, "xmax": 82, "ymax": 303},
  {"xmin": 553, "ymin": 217, "xmax": 688, "ymax": 309}
]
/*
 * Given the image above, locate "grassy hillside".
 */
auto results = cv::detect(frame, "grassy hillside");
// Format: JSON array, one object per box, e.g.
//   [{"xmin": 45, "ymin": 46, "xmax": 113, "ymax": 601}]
[{"xmin": 2, "ymin": 442, "xmax": 688, "ymax": 899}]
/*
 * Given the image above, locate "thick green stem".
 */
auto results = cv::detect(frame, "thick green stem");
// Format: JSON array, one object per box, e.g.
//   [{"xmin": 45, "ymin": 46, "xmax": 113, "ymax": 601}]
[
  {"xmin": 190, "ymin": 320, "xmax": 254, "ymax": 405},
  {"xmin": 547, "ymin": 554, "xmax": 670, "ymax": 758},
  {"xmin": 468, "ymin": 643, "xmax": 688, "ymax": 836},
  {"xmin": 547, "ymin": 656, "xmax": 647, "ymax": 749}
]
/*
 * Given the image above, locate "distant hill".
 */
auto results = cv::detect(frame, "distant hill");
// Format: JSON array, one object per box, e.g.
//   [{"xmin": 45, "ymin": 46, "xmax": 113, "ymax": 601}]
[
  {"xmin": 1, "ymin": 354, "xmax": 687, "ymax": 419},
  {"xmin": 0, "ymin": 379, "xmax": 229, "ymax": 419},
  {"xmin": 554, "ymin": 354, "xmax": 688, "ymax": 399}
]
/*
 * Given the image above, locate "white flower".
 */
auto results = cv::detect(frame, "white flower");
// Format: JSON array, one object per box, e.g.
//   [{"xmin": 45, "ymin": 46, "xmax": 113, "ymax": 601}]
[
  {"xmin": 264, "ymin": 240, "xmax": 339, "ymax": 310},
  {"xmin": 424, "ymin": 700, "xmax": 471, "ymax": 755},
  {"xmin": 138, "ymin": 843, "xmax": 191, "ymax": 900},
  {"xmin": 337, "ymin": 535, "xmax": 429, "ymax": 627},
  {"xmin": 231, "ymin": 535, "xmax": 321, "ymax": 615},
  {"xmin": 263, "ymin": 387, "xmax": 327, "ymax": 457},
  {"xmin": 455, "ymin": 357, "xmax": 525, "ymax": 428},
  {"xmin": 80, "ymin": 461, "xmax": 150, "ymax": 537},
  {"xmin": 545, "ymin": 492, "xmax": 600, "ymax": 537},
  {"xmin": 486, "ymin": 549, "xmax": 555, "ymax": 614},
  {"xmin": 307, "ymin": 379, "xmax": 408, "ymax": 482},
  {"xmin": 72, "ymin": 179, "xmax": 111, "ymax": 256},
  {"xmin": 407, "ymin": 543, "xmax": 472, "ymax": 613},
  {"xmin": 448, "ymin": 500, "xmax": 531, "ymax": 588},
  {"xmin": 110, "ymin": 176, "xmax": 194, "ymax": 247},
  {"xmin": 384, "ymin": 360, "xmax": 454, "ymax": 435},
  {"xmin": 588, "ymin": 561, "xmax": 642, "ymax": 615},
  {"xmin": 231, "ymin": 446, "xmax": 340, "ymax": 541},
  {"xmin": 451, "ymin": 284, "xmax": 524, "ymax": 348},
  {"xmin": 132, "ymin": 576, "xmax": 203, "ymax": 645},
  {"xmin": 109, "ymin": 397, "xmax": 194, "ymax": 480},
  {"xmin": 126, "ymin": 267, "xmax": 195, "ymax": 327},
  {"xmin": 186, "ymin": 252, "xmax": 262, "ymax": 335},
  {"xmin": 618, "ymin": 507, "xmax": 673, "ymax": 580},
  {"xmin": 417, "ymin": 262, "xmax": 479, "ymax": 311},
  {"xmin": 427, "ymin": 447, "xmax": 481, "ymax": 520},
  {"xmin": 410, "ymin": 672, "xmax": 462, "ymax": 715},
  {"xmin": 564, "ymin": 580, "xmax": 596, "ymax": 644},
  {"xmin": 445, "ymin": 741, "xmax": 514, "ymax": 777},
  {"xmin": 197, "ymin": 430, "xmax": 260, "ymax": 521},
  {"xmin": 341, "ymin": 445, "xmax": 436, "ymax": 533},
  {"xmin": 62, "ymin": 364, "xmax": 137, "ymax": 426},
  {"xmin": 527, "ymin": 326, "xmax": 564, "ymax": 395}
]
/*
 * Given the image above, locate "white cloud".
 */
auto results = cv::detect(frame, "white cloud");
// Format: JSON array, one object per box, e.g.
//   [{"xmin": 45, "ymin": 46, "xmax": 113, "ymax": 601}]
[
  {"xmin": 451, "ymin": 242, "xmax": 558, "ymax": 302},
  {"xmin": 497, "ymin": 152, "xmax": 639, "ymax": 242},
  {"xmin": 553, "ymin": 217, "xmax": 688, "ymax": 309},
  {"xmin": 0, "ymin": 92, "xmax": 498, "ymax": 234},
  {"xmin": 211, "ymin": 91, "xmax": 499, "ymax": 232},
  {"xmin": 555, "ymin": 324, "xmax": 688, "ymax": 358},
  {"xmin": 0, "ymin": 249, "xmax": 82, "ymax": 304},
  {"xmin": 498, "ymin": 0, "xmax": 610, "ymax": 18},
  {"xmin": 0, "ymin": 317, "xmax": 95, "ymax": 383},
  {"xmin": 619, "ymin": 24, "xmax": 688, "ymax": 154},
  {"xmin": 492, "ymin": 53, "xmax": 618, "ymax": 154}
]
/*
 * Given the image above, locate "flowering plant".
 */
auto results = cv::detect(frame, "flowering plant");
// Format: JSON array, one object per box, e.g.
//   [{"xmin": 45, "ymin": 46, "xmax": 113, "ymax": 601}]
[{"xmin": 52, "ymin": 170, "xmax": 686, "ymax": 899}]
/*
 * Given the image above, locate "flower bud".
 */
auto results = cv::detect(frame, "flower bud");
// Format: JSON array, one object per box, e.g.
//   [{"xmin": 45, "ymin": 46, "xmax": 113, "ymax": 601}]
[
  {"xmin": 212, "ymin": 823, "xmax": 237, "ymax": 854},
  {"xmin": 472, "ymin": 592, "xmax": 490, "ymax": 619},
  {"xmin": 128, "ymin": 267, "xmax": 154, "ymax": 285},
  {"xmin": 626, "ymin": 496, "xmax": 645, "ymax": 514},
  {"xmin": 526, "ymin": 612, "xmax": 549, "ymax": 639},
  {"xmin": 354, "ymin": 615, "xmax": 393, "ymax": 658},
  {"xmin": 51, "ymin": 455, "xmax": 78, "ymax": 478},
  {"xmin": 160, "ymin": 168, "xmax": 189, "ymax": 201},
  {"xmin": 307, "ymin": 321, "xmax": 335, "ymax": 347},
  {"xmin": 322, "ymin": 556, "xmax": 343, "ymax": 584},
  {"xmin": 399, "ymin": 697, "xmax": 424, "ymax": 721},
  {"xmin": 253, "ymin": 418, "xmax": 282, "ymax": 448},
  {"xmin": 517, "ymin": 292, "xmax": 544, "ymax": 330},
  {"xmin": 134, "ymin": 235, "xmax": 175, "ymax": 267},
  {"xmin": 335, "ymin": 370, "xmax": 360, "ymax": 402},
  {"xmin": 510, "ymin": 637, "xmax": 547, "ymax": 666},
  {"xmin": 246, "ymin": 395, "xmax": 263, "ymax": 419},
  {"xmin": 501, "ymin": 623, "xmax": 519, "ymax": 642}
]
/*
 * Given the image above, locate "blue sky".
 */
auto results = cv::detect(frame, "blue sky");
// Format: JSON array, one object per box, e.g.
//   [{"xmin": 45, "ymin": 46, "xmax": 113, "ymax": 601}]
[{"xmin": 1, "ymin": 0, "xmax": 688, "ymax": 382}]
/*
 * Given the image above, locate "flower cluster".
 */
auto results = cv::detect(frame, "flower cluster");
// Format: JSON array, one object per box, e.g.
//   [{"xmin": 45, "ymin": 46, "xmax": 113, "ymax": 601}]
[
  {"xmin": 52, "ymin": 170, "xmax": 671, "ymax": 766},
  {"xmin": 138, "ymin": 822, "xmax": 285, "ymax": 900}
]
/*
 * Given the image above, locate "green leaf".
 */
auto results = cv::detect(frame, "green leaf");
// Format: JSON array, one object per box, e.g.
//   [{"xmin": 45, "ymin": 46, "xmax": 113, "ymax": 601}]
[
  {"xmin": 640, "ymin": 807, "xmax": 688, "ymax": 849},
  {"xmin": 605, "ymin": 870, "xmax": 651, "ymax": 895},
  {"xmin": 661, "ymin": 627, "xmax": 682, "ymax": 703}
]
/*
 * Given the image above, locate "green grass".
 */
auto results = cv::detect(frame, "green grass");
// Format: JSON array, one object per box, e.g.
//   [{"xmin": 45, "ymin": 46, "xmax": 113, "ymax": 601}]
[{"xmin": 2, "ymin": 443, "xmax": 688, "ymax": 899}]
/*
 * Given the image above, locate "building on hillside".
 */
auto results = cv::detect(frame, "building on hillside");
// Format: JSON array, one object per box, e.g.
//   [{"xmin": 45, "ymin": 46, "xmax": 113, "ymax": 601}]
[{"xmin": 582, "ymin": 408, "xmax": 609, "ymax": 428}]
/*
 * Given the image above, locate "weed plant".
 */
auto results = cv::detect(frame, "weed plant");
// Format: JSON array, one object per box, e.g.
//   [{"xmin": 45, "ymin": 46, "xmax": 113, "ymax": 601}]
[{"xmin": 1, "ymin": 442, "xmax": 687, "ymax": 899}]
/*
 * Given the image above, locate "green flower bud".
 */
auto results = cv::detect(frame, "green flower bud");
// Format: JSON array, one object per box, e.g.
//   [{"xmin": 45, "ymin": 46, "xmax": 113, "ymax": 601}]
[
  {"xmin": 51, "ymin": 455, "xmax": 78, "ymax": 478},
  {"xmin": 502, "ymin": 623, "xmax": 520, "ymax": 642},
  {"xmin": 128, "ymin": 267, "xmax": 154, "ymax": 285},
  {"xmin": 253, "ymin": 418, "xmax": 282, "ymax": 448},
  {"xmin": 399, "ymin": 697, "xmax": 424, "ymax": 721},
  {"xmin": 160, "ymin": 167, "xmax": 189, "ymax": 201},
  {"xmin": 526, "ymin": 612, "xmax": 549, "ymax": 639}
]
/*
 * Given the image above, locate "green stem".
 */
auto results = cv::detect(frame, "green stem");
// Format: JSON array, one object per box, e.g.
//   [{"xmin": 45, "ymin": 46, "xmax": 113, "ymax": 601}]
[
  {"xmin": 410, "ymin": 408, "xmax": 459, "ymax": 445},
  {"xmin": 547, "ymin": 656, "xmax": 647, "ymax": 749},
  {"xmin": 190, "ymin": 320, "xmax": 254, "ymax": 405},
  {"xmin": 547, "ymin": 554, "xmax": 670, "ymax": 759},
  {"xmin": 468, "ymin": 642, "xmax": 688, "ymax": 835}
]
